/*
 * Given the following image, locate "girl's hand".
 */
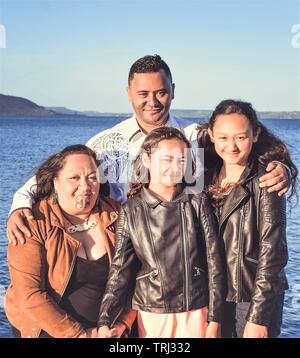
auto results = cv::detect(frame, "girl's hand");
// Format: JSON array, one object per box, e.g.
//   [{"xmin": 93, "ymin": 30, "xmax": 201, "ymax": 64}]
[
  {"xmin": 97, "ymin": 325, "xmax": 110, "ymax": 338},
  {"xmin": 86, "ymin": 328, "xmax": 98, "ymax": 338},
  {"xmin": 78, "ymin": 328, "xmax": 98, "ymax": 338},
  {"xmin": 103, "ymin": 323, "xmax": 127, "ymax": 338},
  {"xmin": 205, "ymin": 322, "xmax": 221, "ymax": 338},
  {"xmin": 243, "ymin": 322, "xmax": 268, "ymax": 338},
  {"xmin": 98, "ymin": 323, "xmax": 126, "ymax": 338}
]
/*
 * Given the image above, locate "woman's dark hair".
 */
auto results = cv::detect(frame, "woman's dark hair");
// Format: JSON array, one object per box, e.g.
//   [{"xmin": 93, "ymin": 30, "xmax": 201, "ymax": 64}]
[
  {"xmin": 128, "ymin": 127, "xmax": 193, "ymax": 198},
  {"xmin": 197, "ymin": 99, "xmax": 298, "ymax": 200},
  {"xmin": 35, "ymin": 144, "xmax": 110, "ymax": 201}
]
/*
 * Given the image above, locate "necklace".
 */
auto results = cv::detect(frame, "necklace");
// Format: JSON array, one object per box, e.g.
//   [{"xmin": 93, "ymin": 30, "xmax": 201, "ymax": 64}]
[{"xmin": 63, "ymin": 212, "xmax": 98, "ymax": 234}]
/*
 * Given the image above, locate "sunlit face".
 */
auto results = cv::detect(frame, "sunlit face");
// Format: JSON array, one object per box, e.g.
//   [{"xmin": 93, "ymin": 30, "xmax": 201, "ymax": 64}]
[
  {"xmin": 127, "ymin": 70, "xmax": 175, "ymax": 129},
  {"xmin": 144, "ymin": 138, "xmax": 189, "ymax": 189},
  {"xmin": 208, "ymin": 113, "xmax": 260, "ymax": 166},
  {"xmin": 53, "ymin": 154, "xmax": 100, "ymax": 216}
]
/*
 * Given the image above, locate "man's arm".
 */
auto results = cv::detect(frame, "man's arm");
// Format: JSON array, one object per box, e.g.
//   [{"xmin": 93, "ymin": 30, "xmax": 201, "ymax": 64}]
[
  {"xmin": 259, "ymin": 161, "xmax": 290, "ymax": 196},
  {"xmin": 9, "ymin": 176, "xmax": 37, "ymax": 215},
  {"xmin": 7, "ymin": 176, "xmax": 37, "ymax": 245}
]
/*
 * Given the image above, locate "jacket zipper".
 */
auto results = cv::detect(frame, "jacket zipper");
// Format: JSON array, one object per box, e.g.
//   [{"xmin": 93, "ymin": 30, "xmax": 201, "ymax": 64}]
[
  {"xmin": 136, "ymin": 271, "xmax": 156, "ymax": 281},
  {"xmin": 237, "ymin": 207, "xmax": 245, "ymax": 301},
  {"xmin": 180, "ymin": 202, "xmax": 190, "ymax": 310}
]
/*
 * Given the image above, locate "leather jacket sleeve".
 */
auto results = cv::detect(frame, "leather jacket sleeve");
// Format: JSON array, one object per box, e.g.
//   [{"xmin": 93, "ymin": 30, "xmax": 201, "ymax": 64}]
[
  {"xmin": 200, "ymin": 194, "xmax": 225, "ymax": 323},
  {"xmin": 246, "ymin": 188, "xmax": 288, "ymax": 326},
  {"xmin": 97, "ymin": 207, "xmax": 140, "ymax": 329}
]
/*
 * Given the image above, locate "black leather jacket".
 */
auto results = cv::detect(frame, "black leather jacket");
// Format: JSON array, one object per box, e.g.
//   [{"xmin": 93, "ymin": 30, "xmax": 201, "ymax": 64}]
[
  {"xmin": 98, "ymin": 187, "xmax": 224, "ymax": 328},
  {"xmin": 206, "ymin": 159, "xmax": 288, "ymax": 326}
]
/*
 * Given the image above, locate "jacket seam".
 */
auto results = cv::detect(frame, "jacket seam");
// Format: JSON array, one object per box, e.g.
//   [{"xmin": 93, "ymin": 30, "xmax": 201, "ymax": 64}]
[{"xmin": 141, "ymin": 201, "xmax": 167, "ymax": 310}]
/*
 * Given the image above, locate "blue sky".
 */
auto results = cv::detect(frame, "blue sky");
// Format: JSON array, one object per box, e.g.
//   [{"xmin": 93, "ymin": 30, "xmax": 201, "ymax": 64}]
[{"xmin": 0, "ymin": 0, "xmax": 299, "ymax": 112}]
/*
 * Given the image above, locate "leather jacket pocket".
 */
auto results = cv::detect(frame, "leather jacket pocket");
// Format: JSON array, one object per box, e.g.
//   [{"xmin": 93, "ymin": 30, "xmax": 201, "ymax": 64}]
[
  {"xmin": 134, "ymin": 270, "xmax": 160, "ymax": 308},
  {"xmin": 136, "ymin": 270, "xmax": 158, "ymax": 282},
  {"xmin": 245, "ymin": 256, "xmax": 259, "ymax": 265}
]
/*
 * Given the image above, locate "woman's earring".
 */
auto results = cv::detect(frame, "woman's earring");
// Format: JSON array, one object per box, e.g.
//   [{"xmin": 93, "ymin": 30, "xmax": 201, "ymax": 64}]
[{"xmin": 52, "ymin": 190, "xmax": 59, "ymax": 204}]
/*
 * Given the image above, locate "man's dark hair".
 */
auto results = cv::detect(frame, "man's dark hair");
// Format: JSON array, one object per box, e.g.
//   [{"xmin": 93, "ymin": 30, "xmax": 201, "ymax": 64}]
[{"xmin": 128, "ymin": 55, "xmax": 173, "ymax": 84}]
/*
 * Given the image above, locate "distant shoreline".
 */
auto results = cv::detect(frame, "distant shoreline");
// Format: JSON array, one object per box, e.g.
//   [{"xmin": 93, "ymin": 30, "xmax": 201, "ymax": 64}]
[
  {"xmin": 1, "ymin": 94, "xmax": 299, "ymax": 119},
  {"xmin": 0, "ymin": 114, "xmax": 299, "ymax": 120}
]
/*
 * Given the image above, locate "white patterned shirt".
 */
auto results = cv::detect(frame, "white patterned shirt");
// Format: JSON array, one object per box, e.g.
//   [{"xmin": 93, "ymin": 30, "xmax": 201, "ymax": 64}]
[{"xmin": 10, "ymin": 114, "xmax": 200, "ymax": 213}]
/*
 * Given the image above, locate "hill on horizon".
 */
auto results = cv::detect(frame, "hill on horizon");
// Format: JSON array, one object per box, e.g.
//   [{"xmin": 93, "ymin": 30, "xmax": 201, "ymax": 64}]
[
  {"xmin": 0, "ymin": 94, "xmax": 56, "ymax": 116},
  {"xmin": 0, "ymin": 93, "xmax": 299, "ymax": 119}
]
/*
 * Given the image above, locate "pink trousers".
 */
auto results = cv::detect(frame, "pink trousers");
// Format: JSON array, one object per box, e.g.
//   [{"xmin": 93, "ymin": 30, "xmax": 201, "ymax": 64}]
[{"xmin": 137, "ymin": 306, "xmax": 209, "ymax": 338}]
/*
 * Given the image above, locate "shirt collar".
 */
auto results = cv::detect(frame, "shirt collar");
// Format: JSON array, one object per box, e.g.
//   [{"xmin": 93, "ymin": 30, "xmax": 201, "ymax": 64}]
[{"xmin": 129, "ymin": 113, "xmax": 183, "ymax": 143}]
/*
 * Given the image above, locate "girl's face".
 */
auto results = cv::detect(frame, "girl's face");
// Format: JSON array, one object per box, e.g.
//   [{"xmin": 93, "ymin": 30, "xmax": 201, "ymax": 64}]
[
  {"xmin": 145, "ymin": 138, "xmax": 189, "ymax": 189},
  {"xmin": 208, "ymin": 113, "xmax": 260, "ymax": 167}
]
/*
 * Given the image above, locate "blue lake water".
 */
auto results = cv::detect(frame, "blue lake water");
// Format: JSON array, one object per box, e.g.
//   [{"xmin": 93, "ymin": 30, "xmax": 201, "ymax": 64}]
[{"xmin": 0, "ymin": 116, "xmax": 299, "ymax": 338}]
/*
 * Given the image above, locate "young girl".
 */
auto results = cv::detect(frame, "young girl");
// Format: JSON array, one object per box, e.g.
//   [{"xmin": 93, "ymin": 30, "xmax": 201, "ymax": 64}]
[
  {"xmin": 97, "ymin": 127, "xmax": 224, "ymax": 338},
  {"xmin": 197, "ymin": 99, "xmax": 298, "ymax": 338}
]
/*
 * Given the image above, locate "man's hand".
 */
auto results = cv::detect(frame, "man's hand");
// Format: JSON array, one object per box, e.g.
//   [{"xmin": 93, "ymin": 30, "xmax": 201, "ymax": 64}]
[
  {"xmin": 205, "ymin": 321, "xmax": 221, "ymax": 338},
  {"xmin": 98, "ymin": 323, "xmax": 126, "ymax": 338},
  {"xmin": 259, "ymin": 162, "xmax": 289, "ymax": 196},
  {"xmin": 243, "ymin": 322, "xmax": 268, "ymax": 338},
  {"xmin": 6, "ymin": 208, "xmax": 33, "ymax": 245}
]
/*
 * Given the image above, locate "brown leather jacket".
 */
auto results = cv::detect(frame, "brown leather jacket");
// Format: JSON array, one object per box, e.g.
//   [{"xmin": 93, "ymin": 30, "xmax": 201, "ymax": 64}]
[{"xmin": 4, "ymin": 197, "xmax": 136, "ymax": 338}]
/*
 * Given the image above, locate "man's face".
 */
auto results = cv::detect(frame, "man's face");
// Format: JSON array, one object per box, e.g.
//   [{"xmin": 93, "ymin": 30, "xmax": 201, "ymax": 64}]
[{"xmin": 127, "ymin": 69, "xmax": 175, "ymax": 130}]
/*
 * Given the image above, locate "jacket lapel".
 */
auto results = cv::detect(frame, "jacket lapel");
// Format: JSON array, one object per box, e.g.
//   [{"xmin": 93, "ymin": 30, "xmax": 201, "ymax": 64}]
[
  {"xmin": 219, "ymin": 185, "xmax": 250, "ymax": 229},
  {"xmin": 217, "ymin": 158, "xmax": 257, "ymax": 229}
]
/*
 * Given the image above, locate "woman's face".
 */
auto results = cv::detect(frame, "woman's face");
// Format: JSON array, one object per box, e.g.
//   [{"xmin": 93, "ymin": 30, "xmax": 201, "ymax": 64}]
[
  {"xmin": 208, "ymin": 113, "xmax": 260, "ymax": 167},
  {"xmin": 53, "ymin": 154, "xmax": 100, "ymax": 216},
  {"xmin": 145, "ymin": 138, "xmax": 189, "ymax": 189}
]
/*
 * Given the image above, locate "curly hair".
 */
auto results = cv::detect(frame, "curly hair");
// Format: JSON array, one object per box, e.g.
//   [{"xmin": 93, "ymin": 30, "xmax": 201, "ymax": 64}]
[
  {"xmin": 128, "ymin": 127, "xmax": 193, "ymax": 198},
  {"xmin": 34, "ymin": 144, "xmax": 110, "ymax": 201},
  {"xmin": 197, "ymin": 99, "xmax": 298, "ymax": 200},
  {"xmin": 128, "ymin": 54, "xmax": 173, "ymax": 84}
]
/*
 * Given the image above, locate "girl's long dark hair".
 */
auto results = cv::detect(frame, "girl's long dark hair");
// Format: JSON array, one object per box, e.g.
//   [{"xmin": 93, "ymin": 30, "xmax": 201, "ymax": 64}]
[
  {"xmin": 197, "ymin": 99, "xmax": 298, "ymax": 200},
  {"xmin": 34, "ymin": 144, "xmax": 110, "ymax": 201},
  {"xmin": 128, "ymin": 127, "xmax": 192, "ymax": 198}
]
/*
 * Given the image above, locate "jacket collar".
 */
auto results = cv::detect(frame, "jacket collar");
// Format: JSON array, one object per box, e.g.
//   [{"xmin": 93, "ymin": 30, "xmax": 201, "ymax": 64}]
[
  {"xmin": 141, "ymin": 184, "xmax": 189, "ymax": 209},
  {"xmin": 218, "ymin": 185, "xmax": 250, "ymax": 228},
  {"xmin": 98, "ymin": 198, "xmax": 119, "ymax": 228},
  {"xmin": 210, "ymin": 157, "xmax": 258, "ymax": 228}
]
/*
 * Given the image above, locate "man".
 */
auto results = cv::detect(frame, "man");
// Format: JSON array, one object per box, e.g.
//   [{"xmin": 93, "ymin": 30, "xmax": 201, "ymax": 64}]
[{"xmin": 7, "ymin": 55, "xmax": 289, "ymax": 245}]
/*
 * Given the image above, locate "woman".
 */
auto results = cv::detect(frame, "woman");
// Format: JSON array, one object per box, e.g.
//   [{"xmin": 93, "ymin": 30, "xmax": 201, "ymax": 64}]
[
  {"xmin": 98, "ymin": 127, "xmax": 224, "ymax": 338},
  {"xmin": 5, "ymin": 144, "xmax": 135, "ymax": 338},
  {"xmin": 197, "ymin": 99, "xmax": 298, "ymax": 338}
]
